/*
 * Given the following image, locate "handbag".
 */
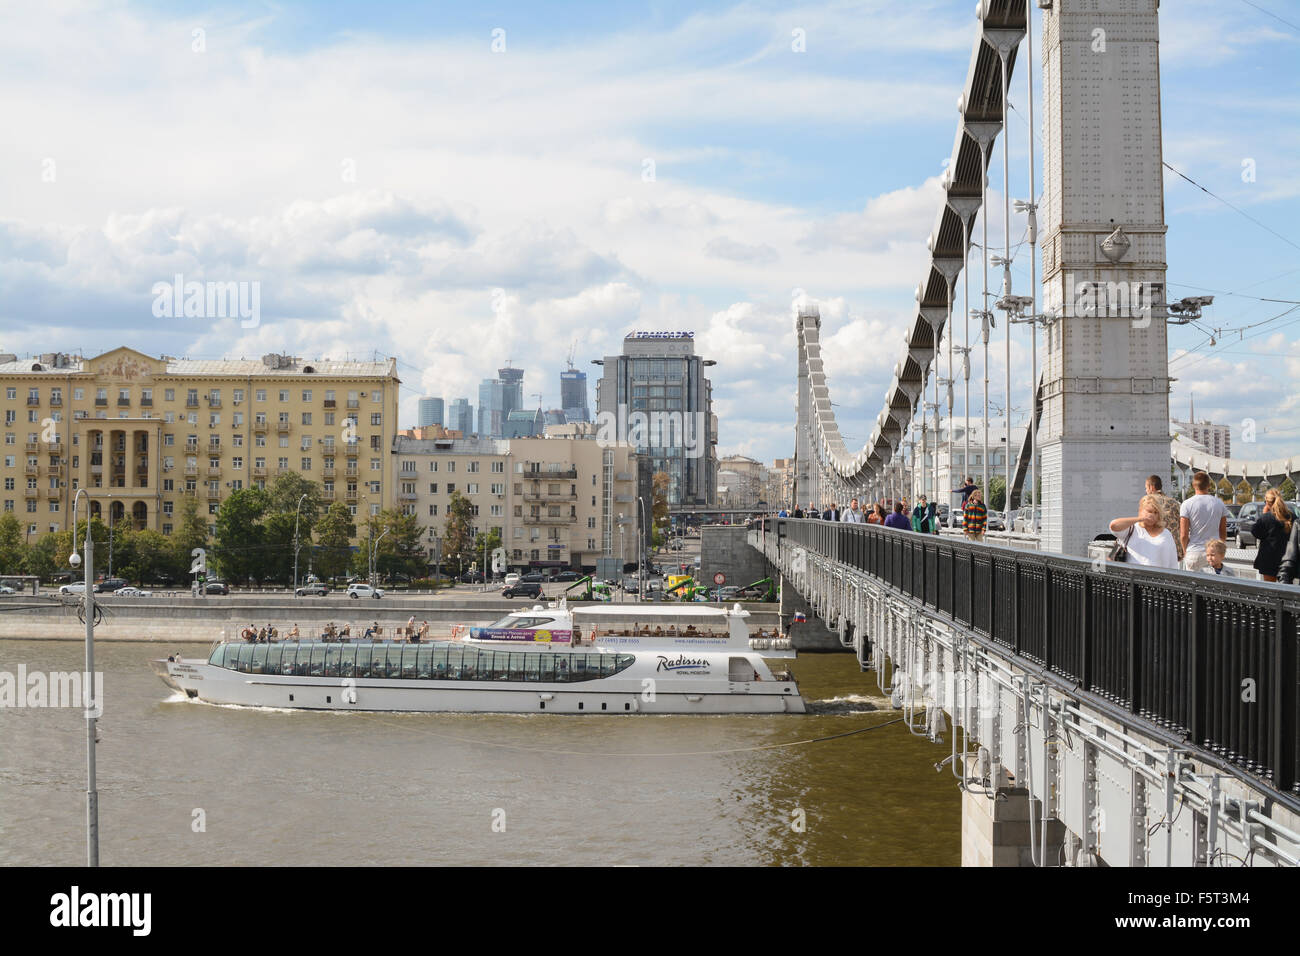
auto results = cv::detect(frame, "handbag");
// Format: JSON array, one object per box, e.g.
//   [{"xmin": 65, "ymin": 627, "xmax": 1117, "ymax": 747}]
[{"xmin": 1109, "ymin": 526, "xmax": 1135, "ymax": 562}]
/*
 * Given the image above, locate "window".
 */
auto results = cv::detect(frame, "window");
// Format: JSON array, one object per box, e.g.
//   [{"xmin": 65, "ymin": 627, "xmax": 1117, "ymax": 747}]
[
  {"xmin": 4, "ymin": 388, "xmax": 14, "ymax": 400},
  {"xmin": 186, "ymin": 389, "xmax": 197, "ymax": 406},
  {"xmin": 209, "ymin": 413, "xmax": 220, "ymax": 427},
  {"xmin": 447, "ymin": 461, "xmax": 456, "ymax": 473},
  {"xmin": 490, "ymin": 504, "xmax": 502, "ymax": 517},
  {"xmin": 324, "ymin": 412, "xmax": 335, "ymax": 426},
  {"xmin": 301, "ymin": 412, "xmax": 312, "ymax": 425},
  {"xmin": 279, "ymin": 390, "xmax": 289, "ymax": 402},
  {"xmin": 588, "ymin": 517, "xmax": 596, "ymax": 528},
  {"xmin": 368, "ymin": 481, "xmax": 380, "ymax": 493},
  {"xmin": 466, "ymin": 483, "xmax": 478, "ymax": 495},
  {"xmin": 428, "ymin": 461, "xmax": 438, "ymax": 472},
  {"xmin": 401, "ymin": 460, "xmax": 415, "ymax": 473},
  {"xmin": 232, "ymin": 457, "xmax": 243, "ymax": 469},
  {"xmin": 163, "ymin": 388, "xmax": 174, "ymax": 401},
  {"xmin": 491, "ymin": 461, "xmax": 504, "ymax": 473},
  {"xmin": 467, "ymin": 461, "xmax": 479, "ymax": 473},
  {"xmin": 301, "ymin": 435, "xmax": 312, "ymax": 450},
  {"xmin": 372, "ymin": 391, "xmax": 382, "ymax": 403},
  {"xmin": 490, "ymin": 483, "xmax": 504, "ymax": 495},
  {"xmin": 233, "ymin": 389, "xmax": 244, "ymax": 403},
  {"xmin": 278, "ymin": 457, "xmax": 289, "ymax": 469},
  {"xmin": 301, "ymin": 458, "xmax": 312, "ymax": 470},
  {"xmin": 370, "ymin": 458, "xmax": 381, "ymax": 471},
  {"xmin": 428, "ymin": 504, "xmax": 438, "ymax": 516},
  {"xmin": 255, "ymin": 389, "xmax": 266, "ymax": 402},
  {"xmin": 163, "ymin": 501, "xmax": 173, "ymax": 515},
  {"xmin": 233, "ymin": 412, "xmax": 243, "ymax": 426},
  {"xmin": 428, "ymin": 483, "xmax": 438, "ymax": 494},
  {"xmin": 164, "ymin": 434, "xmax": 174, "ymax": 446},
  {"xmin": 446, "ymin": 483, "xmax": 455, "ymax": 494},
  {"xmin": 302, "ymin": 390, "xmax": 312, "ymax": 402},
  {"xmin": 369, "ymin": 435, "xmax": 381, "ymax": 451},
  {"xmin": 370, "ymin": 413, "xmax": 382, "ymax": 426}
]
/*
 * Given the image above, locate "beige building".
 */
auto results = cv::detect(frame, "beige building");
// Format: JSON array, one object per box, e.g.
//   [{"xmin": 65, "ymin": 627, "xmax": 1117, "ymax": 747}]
[
  {"xmin": 716, "ymin": 454, "xmax": 768, "ymax": 510},
  {"xmin": 1, "ymin": 347, "xmax": 399, "ymax": 540},
  {"xmin": 393, "ymin": 434, "xmax": 639, "ymax": 572}
]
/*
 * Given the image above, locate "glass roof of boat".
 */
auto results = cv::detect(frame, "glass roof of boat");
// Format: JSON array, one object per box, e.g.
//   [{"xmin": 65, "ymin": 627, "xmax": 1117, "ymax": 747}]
[{"xmin": 571, "ymin": 604, "xmax": 740, "ymax": 618}]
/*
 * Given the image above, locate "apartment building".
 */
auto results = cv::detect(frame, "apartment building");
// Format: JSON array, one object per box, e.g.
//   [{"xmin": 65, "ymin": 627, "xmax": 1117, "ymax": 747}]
[
  {"xmin": 0, "ymin": 347, "xmax": 399, "ymax": 540},
  {"xmin": 392, "ymin": 434, "xmax": 639, "ymax": 572}
]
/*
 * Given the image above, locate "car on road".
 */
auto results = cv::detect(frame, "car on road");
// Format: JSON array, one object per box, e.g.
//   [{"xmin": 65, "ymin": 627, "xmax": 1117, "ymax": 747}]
[
  {"xmin": 459, "ymin": 571, "xmax": 486, "ymax": 584},
  {"xmin": 0, "ymin": 585, "xmax": 16, "ymax": 595},
  {"xmin": 94, "ymin": 577, "xmax": 129, "ymax": 593},
  {"xmin": 986, "ymin": 511, "xmax": 1006, "ymax": 532},
  {"xmin": 59, "ymin": 582, "xmax": 88, "ymax": 594},
  {"xmin": 520, "ymin": 571, "xmax": 547, "ymax": 583},
  {"xmin": 554, "ymin": 570, "xmax": 580, "ymax": 582},
  {"xmin": 502, "ymin": 581, "xmax": 544, "ymax": 599},
  {"xmin": 115, "ymin": 586, "xmax": 152, "ymax": 597},
  {"xmin": 204, "ymin": 581, "xmax": 230, "ymax": 595},
  {"xmin": 347, "ymin": 583, "xmax": 384, "ymax": 599},
  {"xmin": 295, "ymin": 582, "xmax": 330, "ymax": 597},
  {"xmin": 503, "ymin": 572, "xmax": 521, "ymax": 588}
]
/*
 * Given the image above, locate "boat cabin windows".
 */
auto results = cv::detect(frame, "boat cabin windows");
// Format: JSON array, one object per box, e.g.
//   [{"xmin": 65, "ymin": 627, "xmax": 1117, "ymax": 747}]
[
  {"xmin": 213, "ymin": 642, "xmax": 634, "ymax": 684},
  {"xmin": 484, "ymin": 615, "xmax": 560, "ymax": 630}
]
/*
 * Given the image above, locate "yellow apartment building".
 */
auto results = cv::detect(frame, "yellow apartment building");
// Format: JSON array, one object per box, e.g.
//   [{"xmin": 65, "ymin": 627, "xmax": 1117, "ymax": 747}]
[{"xmin": 1, "ymin": 347, "xmax": 399, "ymax": 540}]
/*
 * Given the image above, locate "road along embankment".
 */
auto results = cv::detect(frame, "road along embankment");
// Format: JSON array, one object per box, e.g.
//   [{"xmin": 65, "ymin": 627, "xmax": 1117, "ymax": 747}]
[{"xmin": 0, "ymin": 595, "xmax": 782, "ymax": 643}]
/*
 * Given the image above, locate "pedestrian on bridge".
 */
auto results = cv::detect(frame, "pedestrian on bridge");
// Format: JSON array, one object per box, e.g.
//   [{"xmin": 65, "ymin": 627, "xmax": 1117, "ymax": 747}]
[
  {"xmin": 884, "ymin": 502, "xmax": 911, "ymax": 531},
  {"xmin": 823, "ymin": 503, "xmax": 840, "ymax": 521},
  {"xmin": 1109, "ymin": 494, "xmax": 1179, "ymax": 569},
  {"xmin": 1145, "ymin": 474, "xmax": 1184, "ymax": 561},
  {"xmin": 841, "ymin": 498, "xmax": 863, "ymax": 522},
  {"xmin": 1202, "ymin": 540, "xmax": 1236, "ymax": 577},
  {"xmin": 963, "ymin": 488, "xmax": 987, "ymax": 542},
  {"xmin": 1252, "ymin": 488, "xmax": 1292, "ymax": 582},
  {"xmin": 1278, "ymin": 516, "xmax": 1300, "ymax": 585},
  {"xmin": 867, "ymin": 503, "xmax": 886, "ymax": 525},
  {"xmin": 1180, "ymin": 472, "xmax": 1229, "ymax": 572}
]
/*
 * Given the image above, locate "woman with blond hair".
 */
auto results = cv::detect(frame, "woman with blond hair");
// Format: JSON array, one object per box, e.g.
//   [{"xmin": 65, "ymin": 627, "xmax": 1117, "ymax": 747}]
[
  {"xmin": 1109, "ymin": 494, "xmax": 1179, "ymax": 569},
  {"xmin": 1253, "ymin": 489, "xmax": 1293, "ymax": 582}
]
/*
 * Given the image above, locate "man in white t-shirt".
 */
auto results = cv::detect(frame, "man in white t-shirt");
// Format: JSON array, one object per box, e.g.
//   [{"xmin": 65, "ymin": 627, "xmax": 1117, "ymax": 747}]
[{"xmin": 1180, "ymin": 471, "xmax": 1229, "ymax": 572}]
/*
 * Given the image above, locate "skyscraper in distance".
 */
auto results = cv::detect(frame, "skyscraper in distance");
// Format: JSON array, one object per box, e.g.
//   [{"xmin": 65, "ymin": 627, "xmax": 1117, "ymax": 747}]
[{"xmin": 417, "ymin": 396, "xmax": 444, "ymax": 428}]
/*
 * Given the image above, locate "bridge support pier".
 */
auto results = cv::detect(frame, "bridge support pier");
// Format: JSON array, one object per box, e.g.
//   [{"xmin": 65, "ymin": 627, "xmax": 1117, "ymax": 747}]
[{"xmin": 962, "ymin": 761, "xmax": 1067, "ymax": 866}]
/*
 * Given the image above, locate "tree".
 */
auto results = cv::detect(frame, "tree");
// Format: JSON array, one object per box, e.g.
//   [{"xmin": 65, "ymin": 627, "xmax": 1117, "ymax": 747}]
[
  {"xmin": 358, "ymin": 509, "xmax": 428, "ymax": 581},
  {"xmin": 652, "ymin": 471, "xmax": 671, "ymax": 533},
  {"xmin": 171, "ymin": 495, "xmax": 210, "ymax": 582},
  {"xmin": 313, "ymin": 502, "xmax": 356, "ymax": 582},
  {"xmin": 1280, "ymin": 478, "xmax": 1297, "ymax": 500},
  {"xmin": 122, "ymin": 529, "xmax": 172, "ymax": 585},
  {"xmin": 0, "ymin": 513, "xmax": 24, "ymax": 574},
  {"xmin": 212, "ymin": 488, "xmax": 269, "ymax": 583},
  {"xmin": 443, "ymin": 490, "xmax": 475, "ymax": 574},
  {"xmin": 25, "ymin": 535, "xmax": 61, "ymax": 582},
  {"xmin": 472, "ymin": 526, "xmax": 503, "ymax": 578},
  {"xmin": 987, "ymin": 476, "xmax": 1007, "ymax": 512}
]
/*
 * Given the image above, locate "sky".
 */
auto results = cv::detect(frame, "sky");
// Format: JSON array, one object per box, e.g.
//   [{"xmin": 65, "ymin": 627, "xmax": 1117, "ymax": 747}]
[{"xmin": 1, "ymin": 0, "xmax": 1298, "ymax": 467}]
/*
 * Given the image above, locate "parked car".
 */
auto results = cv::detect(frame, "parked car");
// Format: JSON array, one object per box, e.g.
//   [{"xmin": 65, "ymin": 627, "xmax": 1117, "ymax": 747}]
[
  {"xmin": 115, "ymin": 586, "xmax": 152, "ymax": 597},
  {"xmin": 205, "ymin": 581, "xmax": 230, "ymax": 595},
  {"xmin": 986, "ymin": 511, "xmax": 1006, "ymax": 532},
  {"xmin": 459, "ymin": 571, "xmax": 485, "ymax": 584},
  {"xmin": 502, "ymin": 581, "xmax": 543, "ymax": 599},
  {"xmin": 94, "ymin": 577, "xmax": 129, "ymax": 593},
  {"xmin": 0, "ymin": 585, "xmax": 16, "ymax": 595},
  {"xmin": 347, "ymin": 583, "xmax": 384, "ymax": 599},
  {"xmin": 295, "ymin": 582, "xmax": 330, "ymax": 597},
  {"xmin": 503, "ymin": 573, "xmax": 521, "ymax": 588},
  {"xmin": 520, "ymin": 571, "xmax": 546, "ymax": 583},
  {"xmin": 59, "ymin": 582, "xmax": 87, "ymax": 595},
  {"xmin": 554, "ymin": 570, "xmax": 580, "ymax": 582},
  {"xmin": 1235, "ymin": 500, "xmax": 1298, "ymax": 549}
]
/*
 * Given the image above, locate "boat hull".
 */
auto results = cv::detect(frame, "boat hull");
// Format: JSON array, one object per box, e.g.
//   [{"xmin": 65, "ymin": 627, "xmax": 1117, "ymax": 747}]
[{"xmin": 153, "ymin": 658, "xmax": 806, "ymax": 714}]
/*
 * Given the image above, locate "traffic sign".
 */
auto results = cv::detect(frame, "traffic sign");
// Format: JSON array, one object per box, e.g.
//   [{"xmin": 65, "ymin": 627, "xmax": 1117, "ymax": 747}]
[{"xmin": 713, "ymin": 572, "xmax": 726, "ymax": 586}]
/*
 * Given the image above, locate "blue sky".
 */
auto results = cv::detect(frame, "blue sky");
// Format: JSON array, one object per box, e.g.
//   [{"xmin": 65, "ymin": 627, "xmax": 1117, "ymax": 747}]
[{"xmin": 1, "ymin": 0, "xmax": 1298, "ymax": 466}]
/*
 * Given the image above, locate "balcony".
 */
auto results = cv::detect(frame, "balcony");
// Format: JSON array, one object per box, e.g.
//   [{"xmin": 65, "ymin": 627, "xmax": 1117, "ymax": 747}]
[
  {"xmin": 25, "ymin": 441, "xmax": 40, "ymax": 453},
  {"xmin": 276, "ymin": 467, "xmax": 291, "ymax": 477},
  {"xmin": 275, "ymin": 421, "xmax": 292, "ymax": 433},
  {"xmin": 253, "ymin": 420, "xmax": 268, "ymax": 432},
  {"xmin": 139, "ymin": 397, "xmax": 152, "ymax": 407},
  {"xmin": 48, "ymin": 442, "xmax": 63, "ymax": 455},
  {"xmin": 182, "ymin": 487, "xmax": 197, "ymax": 497},
  {"xmin": 49, "ymin": 395, "xmax": 62, "ymax": 407},
  {"xmin": 24, "ymin": 463, "xmax": 38, "ymax": 475},
  {"xmin": 207, "ymin": 397, "xmax": 221, "ymax": 408},
  {"xmin": 24, "ymin": 487, "xmax": 38, "ymax": 498},
  {"xmin": 398, "ymin": 491, "xmax": 418, "ymax": 501},
  {"xmin": 523, "ymin": 490, "xmax": 578, "ymax": 502},
  {"xmin": 324, "ymin": 399, "xmax": 336, "ymax": 409},
  {"xmin": 185, "ymin": 440, "xmax": 198, "ymax": 453},
  {"xmin": 27, "ymin": 395, "xmax": 40, "ymax": 406},
  {"xmin": 321, "ymin": 489, "xmax": 335, "ymax": 501},
  {"xmin": 207, "ymin": 466, "xmax": 222, "ymax": 478},
  {"xmin": 616, "ymin": 472, "xmax": 634, "ymax": 482},
  {"xmin": 344, "ymin": 444, "xmax": 359, "ymax": 458},
  {"xmin": 207, "ymin": 487, "xmax": 221, "ymax": 499},
  {"xmin": 184, "ymin": 465, "xmax": 198, "ymax": 477},
  {"xmin": 526, "ymin": 468, "xmax": 578, "ymax": 480},
  {"xmin": 322, "ymin": 466, "xmax": 335, "ymax": 478},
  {"xmin": 186, "ymin": 398, "xmax": 199, "ymax": 408},
  {"xmin": 252, "ymin": 466, "xmax": 267, "ymax": 478},
  {"xmin": 346, "ymin": 399, "xmax": 360, "ymax": 409},
  {"xmin": 117, "ymin": 398, "xmax": 131, "ymax": 407},
  {"xmin": 90, "ymin": 464, "xmax": 103, "ymax": 475},
  {"xmin": 345, "ymin": 465, "xmax": 359, "ymax": 476},
  {"xmin": 46, "ymin": 487, "xmax": 60, "ymax": 500},
  {"xmin": 95, "ymin": 397, "xmax": 108, "ymax": 407},
  {"xmin": 49, "ymin": 464, "xmax": 66, "ymax": 477},
  {"xmin": 344, "ymin": 490, "xmax": 359, "ymax": 502},
  {"xmin": 524, "ymin": 513, "xmax": 578, "ymax": 525}
]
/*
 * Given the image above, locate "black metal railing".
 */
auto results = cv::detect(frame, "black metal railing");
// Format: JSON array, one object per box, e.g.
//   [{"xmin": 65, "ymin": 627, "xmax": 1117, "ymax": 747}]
[{"xmin": 758, "ymin": 518, "xmax": 1300, "ymax": 797}]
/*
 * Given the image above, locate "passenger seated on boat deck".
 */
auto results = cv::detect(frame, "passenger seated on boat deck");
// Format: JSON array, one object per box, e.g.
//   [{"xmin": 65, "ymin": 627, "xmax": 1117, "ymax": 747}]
[{"xmin": 341, "ymin": 624, "xmax": 351, "ymax": 639}]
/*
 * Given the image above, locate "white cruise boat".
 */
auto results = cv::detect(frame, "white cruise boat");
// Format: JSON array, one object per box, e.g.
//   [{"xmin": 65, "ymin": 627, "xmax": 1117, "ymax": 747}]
[{"xmin": 151, "ymin": 602, "xmax": 805, "ymax": 714}]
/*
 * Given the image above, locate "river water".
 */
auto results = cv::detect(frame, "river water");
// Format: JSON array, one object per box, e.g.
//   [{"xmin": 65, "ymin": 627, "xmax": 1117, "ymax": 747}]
[{"xmin": 0, "ymin": 639, "xmax": 960, "ymax": 866}]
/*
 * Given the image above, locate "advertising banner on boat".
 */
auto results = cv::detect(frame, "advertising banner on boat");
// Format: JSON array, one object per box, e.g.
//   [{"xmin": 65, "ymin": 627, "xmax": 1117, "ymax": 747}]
[{"xmin": 478, "ymin": 627, "xmax": 573, "ymax": 644}]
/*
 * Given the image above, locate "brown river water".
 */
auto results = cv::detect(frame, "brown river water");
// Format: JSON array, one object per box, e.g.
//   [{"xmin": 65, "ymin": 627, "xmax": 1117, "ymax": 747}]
[{"xmin": 0, "ymin": 638, "xmax": 960, "ymax": 866}]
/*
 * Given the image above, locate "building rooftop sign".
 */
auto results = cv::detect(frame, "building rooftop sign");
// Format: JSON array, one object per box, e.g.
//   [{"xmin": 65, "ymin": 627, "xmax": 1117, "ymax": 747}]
[{"xmin": 624, "ymin": 331, "xmax": 693, "ymax": 339}]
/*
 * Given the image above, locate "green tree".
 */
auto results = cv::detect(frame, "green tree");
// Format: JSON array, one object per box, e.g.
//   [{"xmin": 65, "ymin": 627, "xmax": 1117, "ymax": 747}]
[
  {"xmin": 443, "ymin": 490, "xmax": 475, "ymax": 574},
  {"xmin": 358, "ymin": 509, "xmax": 428, "ymax": 581},
  {"xmin": 313, "ymin": 502, "xmax": 356, "ymax": 582},
  {"xmin": 122, "ymin": 529, "xmax": 172, "ymax": 584},
  {"xmin": 987, "ymin": 476, "xmax": 1007, "ymax": 512},
  {"xmin": 1280, "ymin": 478, "xmax": 1297, "ymax": 500},
  {"xmin": 25, "ymin": 535, "xmax": 62, "ymax": 582},
  {"xmin": 472, "ymin": 526, "xmax": 503, "ymax": 578},
  {"xmin": 0, "ymin": 513, "xmax": 25, "ymax": 574},
  {"xmin": 212, "ymin": 488, "xmax": 269, "ymax": 583},
  {"xmin": 171, "ymin": 495, "xmax": 210, "ymax": 582},
  {"xmin": 652, "ymin": 471, "xmax": 671, "ymax": 533}
]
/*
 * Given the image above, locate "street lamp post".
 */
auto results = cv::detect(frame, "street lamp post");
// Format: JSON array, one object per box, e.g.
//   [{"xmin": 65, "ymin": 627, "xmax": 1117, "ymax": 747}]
[
  {"xmin": 635, "ymin": 496, "xmax": 648, "ymax": 603},
  {"xmin": 292, "ymin": 493, "xmax": 308, "ymax": 591},
  {"xmin": 70, "ymin": 489, "xmax": 99, "ymax": 866},
  {"xmin": 370, "ymin": 527, "xmax": 390, "ymax": 586}
]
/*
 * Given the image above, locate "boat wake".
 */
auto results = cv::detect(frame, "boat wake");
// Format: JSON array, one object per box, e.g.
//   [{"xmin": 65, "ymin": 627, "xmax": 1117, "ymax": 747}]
[{"xmin": 805, "ymin": 694, "xmax": 890, "ymax": 715}]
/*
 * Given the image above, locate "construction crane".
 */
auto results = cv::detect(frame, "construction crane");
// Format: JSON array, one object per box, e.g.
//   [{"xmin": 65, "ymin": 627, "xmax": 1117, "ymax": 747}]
[{"xmin": 562, "ymin": 575, "xmax": 612, "ymax": 602}]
